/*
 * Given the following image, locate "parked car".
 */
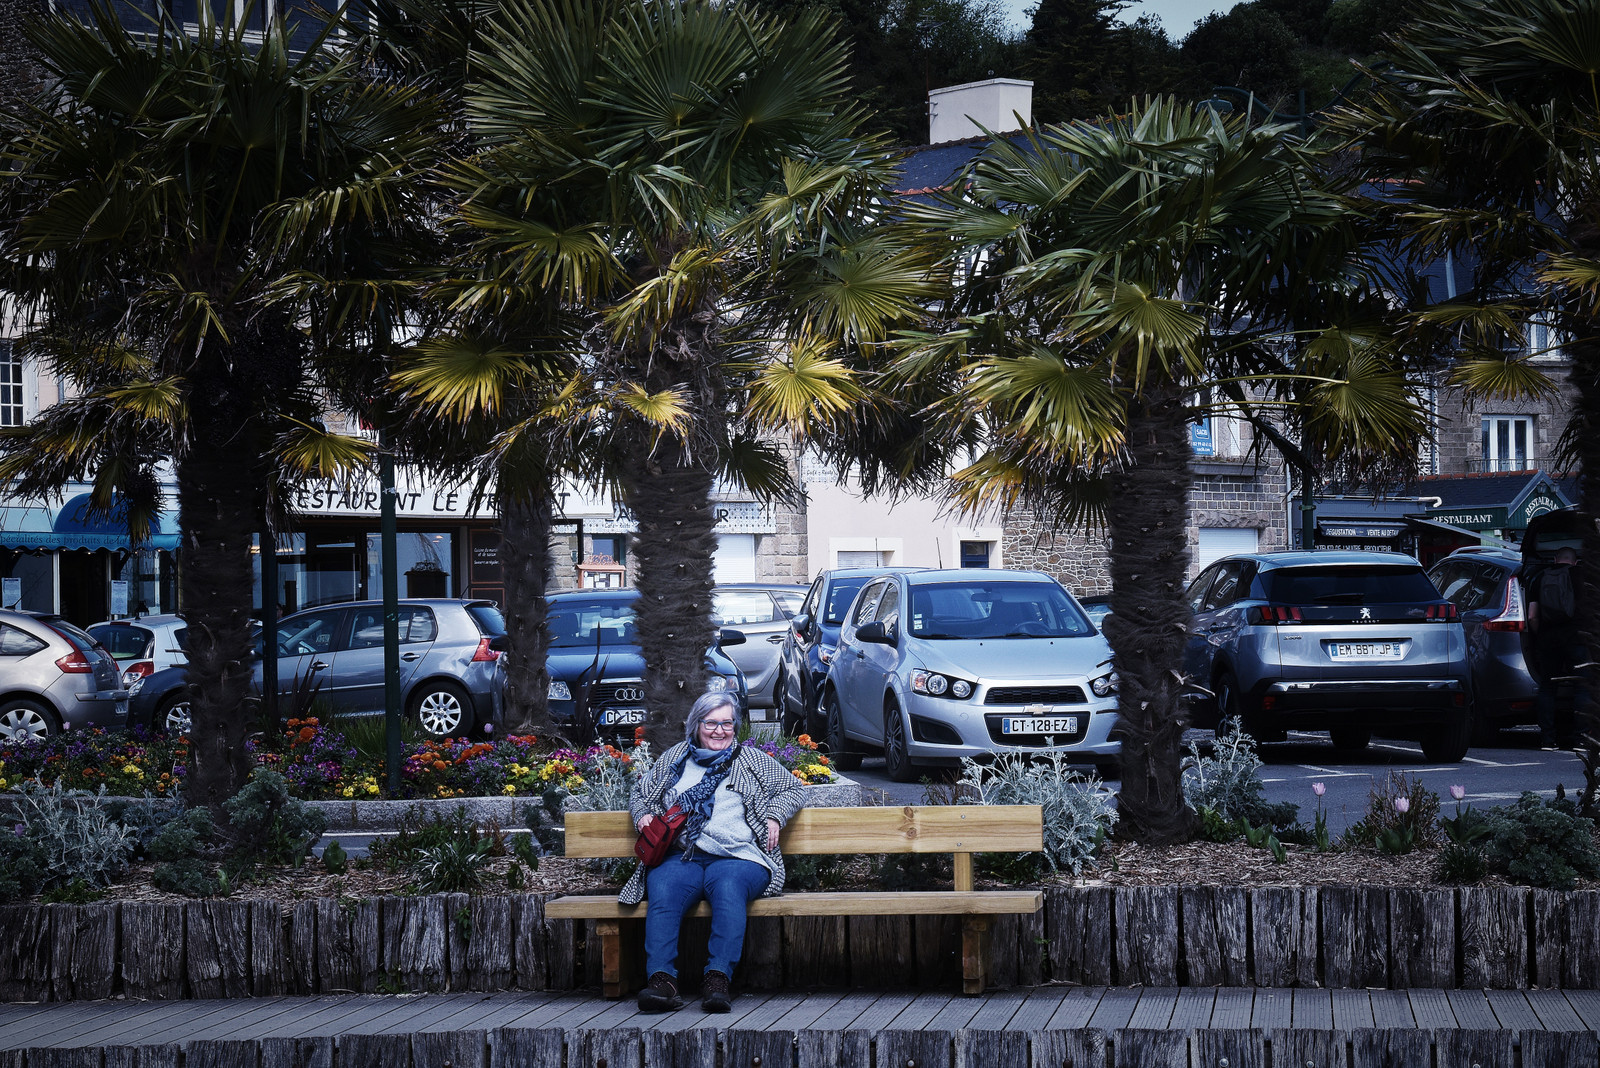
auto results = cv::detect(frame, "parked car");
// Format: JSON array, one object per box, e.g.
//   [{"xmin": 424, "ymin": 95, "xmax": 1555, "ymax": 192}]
[
  {"xmin": 0, "ymin": 609, "xmax": 128, "ymax": 740},
  {"xmin": 544, "ymin": 588, "xmax": 747, "ymax": 742},
  {"xmin": 711, "ymin": 583, "xmax": 807, "ymax": 712},
  {"xmin": 1427, "ymin": 546, "xmax": 1536, "ymax": 739},
  {"xmin": 130, "ymin": 599, "xmax": 506, "ymax": 739},
  {"xmin": 87, "ymin": 614, "xmax": 189, "ymax": 688},
  {"xmin": 778, "ymin": 567, "xmax": 925, "ymax": 737},
  {"xmin": 1181, "ymin": 550, "xmax": 1473, "ymax": 761},
  {"xmin": 821, "ymin": 568, "xmax": 1119, "ymax": 781},
  {"xmin": 1079, "ymin": 596, "xmax": 1112, "ymax": 633}
]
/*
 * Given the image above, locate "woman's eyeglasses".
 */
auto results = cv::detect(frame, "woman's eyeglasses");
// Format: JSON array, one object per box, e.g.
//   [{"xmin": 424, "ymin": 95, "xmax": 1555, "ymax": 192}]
[{"xmin": 701, "ymin": 720, "xmax": 737, "ymax": 733}]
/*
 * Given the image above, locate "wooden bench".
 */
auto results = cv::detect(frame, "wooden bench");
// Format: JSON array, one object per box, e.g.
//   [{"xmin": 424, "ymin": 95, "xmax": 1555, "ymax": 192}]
[{"xmin": 546, "ymin": 804, "xmax": 1044, "ymax": 997}]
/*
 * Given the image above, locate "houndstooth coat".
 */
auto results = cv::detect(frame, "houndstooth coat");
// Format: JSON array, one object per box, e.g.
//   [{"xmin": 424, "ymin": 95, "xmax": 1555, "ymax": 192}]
[{"xmin": 618, "ymin": 741, "xmax": 806, "ymax": 906}]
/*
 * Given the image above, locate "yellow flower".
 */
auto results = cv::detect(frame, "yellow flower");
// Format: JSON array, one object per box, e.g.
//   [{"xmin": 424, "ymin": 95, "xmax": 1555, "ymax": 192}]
[
  {"xmin": 342, "ymin": 786, "xmax": 354, "ymax": 798},
  {"xmin": 365, "ymin": 783, "xmax": 379, "ymax": 796},
  {"xmin": 0, "ymin": 778, "xmax": 7, "ymax": 789},
  {"xmin": 503, "ymin": 784, "xmax": 517, "ymax": 795}
]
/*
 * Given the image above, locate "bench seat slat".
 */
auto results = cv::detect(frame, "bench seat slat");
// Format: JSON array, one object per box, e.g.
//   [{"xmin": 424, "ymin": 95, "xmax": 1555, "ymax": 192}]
[
  {"xmin": 562, "ymin": 805, "xmax": 1044, "ymax": 858},
  {"xmin": 544, "ymin": 890, "xmax": 1043, "ymax": 919}
]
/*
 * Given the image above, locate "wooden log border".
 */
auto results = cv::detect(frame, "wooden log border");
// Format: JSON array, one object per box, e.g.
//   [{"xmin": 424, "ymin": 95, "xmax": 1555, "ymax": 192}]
[
  {"xmin": 2, "ymin": 886, "xmax": 1598, "ymax": 1000},
  {"xmin": 1, "ymin": 1027, "xmax": 1593, "ymax": 1068}
]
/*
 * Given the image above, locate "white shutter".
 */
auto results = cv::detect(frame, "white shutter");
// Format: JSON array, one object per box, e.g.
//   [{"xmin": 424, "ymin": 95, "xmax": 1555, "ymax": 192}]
[
  {"xmin": 1196, "ymin": 527, "xmax": 1259, "ymax": 571},
  {"xmin": 714, "ymin": 534, "xmax": 757, "ymax": 582}
]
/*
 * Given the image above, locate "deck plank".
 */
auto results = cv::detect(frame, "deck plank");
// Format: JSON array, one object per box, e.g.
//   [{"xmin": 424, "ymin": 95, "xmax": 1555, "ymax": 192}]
[
  {"xmin": 1249, "ymin": 989, "xmax": 1291, "ymax": 1030},
  {"xmin": 767, "ymin": 991, "xmax": 847, "ymax": 1031},
  {"xmin": 160, "ymin": 999, "xmax": 324, "ymax": 1043},
  {"xmin": 1445, "ymin": 989, "xmax": 1499, "ymax": 1030},
  {"xmin": 1291, "ymin": 988, "xmax": 1332, "ymax": 1030},
  {"xmin": 253, "ymin": 995, "xmax": 377, "ymax": 1039},
  {"xmin": 1331, "ymin": 989, "xmax": 1375, "ymax": 1031},
  {"xmin": 1525, "ymin": 990, "xmax": 1588, "ymax": 1032},
  {"xmin": 1564, "ymin": 990, "xmax": 1600, "ymax": 1030},
  {"xmin": 217, "ymin": 996, "xmax": 350, "ymax": 1040},
  {"xmin": 1006, "ymin": 989, "xmax": 1066, "ymax": 1031},
  {"xmin": 1367, "ymin": 989, "xmax": 1416, "ymax": 1029},
  {"xmin": 1, "ymin": 1000, "xmax": 158, "ymax": 1048},
  {"xmin": 410, "ymin": 994, "xmax": 556, "ymax": 1034},
  {"xmin": 924, "ymin": 995, "xmax": 988, "ymax": 1032},
  {"xmin": 1085, "ymin": 987, "xmax": 1139, "ymax": 1030},
  {"xmin": 1484, "ymin": 989, "xmax": 1542, "ymax": 1031},
  {"xmin": 732, "ymin": 992, "xmax": 811, "ymax": 1032},
  {"xmin": 845, "ymin": 993, "xmax": 920, "ymax": 1032},
  {"xmin": 794, "ymin": 991, "xmax": 883, "ymax": 1032},
  {"xmin": 1169, "ymin": 988, "xmax": 1216, "ymax": 1031},
  {"xmin": 1044, "ymin": 987, "xmax": 1106, "ymax": 1030},
  {"xmin": 1209, "ymin": 988, "xmax": 1254, "ymax": 1029},
  {"xmin": 1406, "ymin": 988, "xmax": 1456, "ymax": 1029},
  {"xmin": 43, "ymin": 999, "xmax": 219, "ymax": 1048},
  {"xmin": 1125, "ymin": 989, "xmax": 1177, "ymax": 1029},
  {"xmin": 335, "ymin": 996, "xmax": 479, "ymax": 1036}
]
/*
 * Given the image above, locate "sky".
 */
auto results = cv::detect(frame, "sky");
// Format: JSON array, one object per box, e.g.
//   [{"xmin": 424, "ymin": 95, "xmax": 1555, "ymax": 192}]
[{"xmin": 998, "ymin": 0, "xmax": 1226, "ymax": 37}]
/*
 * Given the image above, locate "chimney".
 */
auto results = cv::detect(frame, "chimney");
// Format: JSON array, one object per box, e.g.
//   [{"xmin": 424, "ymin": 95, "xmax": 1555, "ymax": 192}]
[{"xmin": 927, "ymin": 78, "xmax": 1033, "ymax": 144}]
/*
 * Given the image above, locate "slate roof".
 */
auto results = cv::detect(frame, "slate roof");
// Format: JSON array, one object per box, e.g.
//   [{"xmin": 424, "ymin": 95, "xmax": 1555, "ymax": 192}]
[{"xmin": 1414, "ymin": 470, "xmax": 1574, "ymax": 510}]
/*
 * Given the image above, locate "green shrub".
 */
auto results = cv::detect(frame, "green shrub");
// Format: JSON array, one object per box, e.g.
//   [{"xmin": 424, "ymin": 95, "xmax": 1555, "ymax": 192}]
[
  {"xmin": 413, "ymin": 837, "xmax": 493, "ymax": 894},
  {"xmin": 1181, "ymin": 729, "xmax": 1303, "ymax": 832},
  {"xmin": 1480, "ymin": 792, "xmax": 1600, "ymax": 890},
  {"xmin": 148, "ymin": 808, "xmax": 215, "ymax": 863},
  {"xmin": 783, "ymin": 853, "xmax": 847, "ymax": 891},
  {"xmin": 958, "ymin": 751, "xmax": 1116, "ymax": 876},
  {"xmin": 222, "ymin": 769, "xmax": 326, "ymax": 876},
  {"xmin": 151, "ymin": 856, "xmax": 228, "ymax": 897},
  {"xmin": 0, "ymin": 830, "xmax": 46, "ymax": 898},
  {"xmin": 1344, "ymin": 771, "xmax": 1441, "ymax": 850},
  {"xmin": 1436, "ymin": 843, "xmax": 1489, "ymax": 885},
  {"xmin": 321, "ymin": 840, "xmax": 349, "ymax": 875},
  {"xmin": 10, "ymin": 780, "xmax": 133, "ymax": 890},
  {"xmin": 868, "ymin": 852, "xmax": 950, "ymax": 890},
  {"xmin": 42, "ymin": 877, "xmax": 103, "ymax": 904},
  {"xmin": 372, "ymin": 805, "xmax": 483, "ymax": 873}
]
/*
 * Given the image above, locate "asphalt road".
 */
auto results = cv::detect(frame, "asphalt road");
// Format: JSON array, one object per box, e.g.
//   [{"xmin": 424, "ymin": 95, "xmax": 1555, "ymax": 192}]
[{"xmin": 845, "ymin": 726, "xmax": 1590, "ymax": 837}]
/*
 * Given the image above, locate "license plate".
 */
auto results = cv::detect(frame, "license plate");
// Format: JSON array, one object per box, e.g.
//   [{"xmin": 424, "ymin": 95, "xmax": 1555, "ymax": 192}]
[
  {"xmin": 1000, "ymin": 716, "xmax": 1079, "ymax": 735},
  {"xmin": 601, "ymin": 707, "xmax": 647, "ymax": 725},
  {"xmin": 1330, "ymin": 642, "xmax": 1404, "ymax": 659}
]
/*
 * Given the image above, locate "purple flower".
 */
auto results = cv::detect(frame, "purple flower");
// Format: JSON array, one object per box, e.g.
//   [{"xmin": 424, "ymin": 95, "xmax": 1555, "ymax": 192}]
[
  {"xmin": 11, "ymin": 823, "xmax": 22, "ymax": 837},
  {"xmin": 483, "ymin": 723, "xmax": 494, "ymax": 736},
  {"xmin": 1450, "ymin": 785, "xmax": 1465, "ymax": 801},
  {"xmin": 1312, "ymin": 782, "xmax": 1326, "ymax": 797},
  {"xmin": 1394, "ymin": 797, "xmax": 1411, "ymax": 815}
]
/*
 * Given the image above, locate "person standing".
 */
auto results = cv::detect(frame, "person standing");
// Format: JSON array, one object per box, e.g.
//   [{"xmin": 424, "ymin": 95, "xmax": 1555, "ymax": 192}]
[
  {"xmin": 1528, "ymin": 546, "xmax": 1585, "ymax": 750},
  {"xmin": 623, "ymin": 692, "xmax": 805, "ymax": 1013}
]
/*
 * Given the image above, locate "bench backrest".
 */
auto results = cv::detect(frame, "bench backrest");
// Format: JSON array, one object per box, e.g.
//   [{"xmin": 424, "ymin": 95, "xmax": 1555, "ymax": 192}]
[{"xmin": 563, "ymin": 804, "xmax": 1044, "ymax": 859}]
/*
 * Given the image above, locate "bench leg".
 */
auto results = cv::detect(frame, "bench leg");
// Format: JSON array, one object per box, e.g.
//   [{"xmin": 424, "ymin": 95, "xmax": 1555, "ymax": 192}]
[
  {"xmin": 595, "ymin": 919, "xmax": 644, "ymax": 999},
  {"xmin": 961, "ymin": 916, "xmax": 992, "ymax": 996}
]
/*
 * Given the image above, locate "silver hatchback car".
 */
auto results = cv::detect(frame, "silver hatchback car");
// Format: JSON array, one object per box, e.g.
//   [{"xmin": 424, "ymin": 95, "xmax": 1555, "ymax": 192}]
[
  {"xmin": 822, "ymin": 568, "xmax": 1119, "ymax": 781},
  {"xmin": 1182, "ymin": 551, "xmax": 1471, "ymax": 761},
  {"xmin": 0, "ymin": 609, "xmax": 129, "ymax": 740}
]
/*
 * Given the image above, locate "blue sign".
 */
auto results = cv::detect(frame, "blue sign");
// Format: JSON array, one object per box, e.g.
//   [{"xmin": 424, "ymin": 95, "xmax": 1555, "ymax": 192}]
[{"xmin": 1189, "ymin": 419, "xmax": 1214, "ymax": 456}]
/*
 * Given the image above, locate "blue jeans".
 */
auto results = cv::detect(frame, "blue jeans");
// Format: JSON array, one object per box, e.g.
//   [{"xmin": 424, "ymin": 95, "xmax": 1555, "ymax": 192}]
[{"xmin": 643, "ymin": 850, "xmax": 769, "ymax": 979}]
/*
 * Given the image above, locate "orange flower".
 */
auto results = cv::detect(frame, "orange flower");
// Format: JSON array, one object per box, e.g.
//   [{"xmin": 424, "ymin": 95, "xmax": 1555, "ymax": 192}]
[
  {"xmin": 432, "ymin": 759, "xmax": 448, "ymax": 771},
  {"xmin": 297, "ymin": 727, "xmax": 316, "ymax": 744},
  {"xmin": 633, "ymin": 725, "xmax": 646, "ymax": 744}
]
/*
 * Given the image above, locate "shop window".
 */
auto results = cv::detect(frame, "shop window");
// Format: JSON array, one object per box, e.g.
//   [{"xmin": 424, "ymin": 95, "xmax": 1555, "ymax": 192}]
[
  {"xmin": 590, "ymin": 535, "xmax": 626, "ymax": 566},
  {"xmin": 0, "ymin": 341, "xmax": 23, "ymax": 427},
  {"xmin": 714, "ymin": 533, "xmax": 756, "ymax": 583},
  {"xmin": 960, "ymin": 541, "xmax": 992, "ymax": 568},
  {"xmin": 1480, "ymin": 415, "xmax": 1534, "ymax": 472}
]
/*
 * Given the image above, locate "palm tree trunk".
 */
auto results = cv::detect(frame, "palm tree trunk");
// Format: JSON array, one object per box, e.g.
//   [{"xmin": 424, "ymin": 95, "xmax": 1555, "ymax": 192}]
[
  {"xmin": 497, "ymin": 478, "xmax": 555, "ymax": 740},
  {"xmin": 180, "ymin": 347, "xmax": 266, "ymax": 818},
  {"xmin": 1104, "ymin": 380, "xmax": 1199, "ymax": 844},
  {"xmin": 623, "ymin": 432, "xmax": 718, "ymax": 750},
  {"xmin": 1563, "ymin": 219, "xmax": 1600, "ymax": 812}
]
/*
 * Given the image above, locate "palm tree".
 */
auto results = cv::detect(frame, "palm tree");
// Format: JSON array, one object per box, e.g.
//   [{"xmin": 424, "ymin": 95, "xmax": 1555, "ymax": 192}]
[
  {"xmin": 0, "ymin": 4, "xmax": 439, "ymax": 812},
  {"xmin": 893, "ymin": 100, "xmax": 1424, "ymax": 843},
  {"xmin": 460, "ymin": 0, "xmax": 919, "ymax": 745},
  {"xmin": 1331, "ymin": 0, "xmax": 1600, "ymax": 742}
]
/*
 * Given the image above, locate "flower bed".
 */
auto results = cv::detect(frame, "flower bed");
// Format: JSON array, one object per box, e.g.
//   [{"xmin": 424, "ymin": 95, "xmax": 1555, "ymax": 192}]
[{"xmin": 0, "ymin": 719, "xmax": 837, "ymax": 802}]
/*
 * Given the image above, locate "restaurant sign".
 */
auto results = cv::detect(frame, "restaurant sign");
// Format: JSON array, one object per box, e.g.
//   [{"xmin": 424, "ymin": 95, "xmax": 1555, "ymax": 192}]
[{"xmin": 1430, "ymin": 507, "xmax": 1508, "ymax": 530}]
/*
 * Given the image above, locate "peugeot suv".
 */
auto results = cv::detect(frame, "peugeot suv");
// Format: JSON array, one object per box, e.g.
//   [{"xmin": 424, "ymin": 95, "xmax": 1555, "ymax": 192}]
[
  {"xmin": 1182, "ymin": 551, "xmax": 1472, "ymax": 761},
  {"xmin": 1428, "ymin": 547, "xmax": 1536, "ymax": 739}
]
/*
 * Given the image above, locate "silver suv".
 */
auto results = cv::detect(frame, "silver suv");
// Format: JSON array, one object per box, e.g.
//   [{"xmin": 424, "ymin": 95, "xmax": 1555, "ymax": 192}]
[
  {"xmin": 0, "ymin": 609, "xmax": 129, "ymax": 740},
  {"xmin": 1182, "ymin": 551, "xmax": 1472, "ymax": 761}
]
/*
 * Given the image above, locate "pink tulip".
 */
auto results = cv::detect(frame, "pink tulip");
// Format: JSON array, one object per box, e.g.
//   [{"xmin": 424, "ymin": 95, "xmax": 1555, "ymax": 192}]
[
  {"xmin": 1450, "ymin": 785, "xmax": 1465, "ymax": 801},
  {"xmin": 1312, "ymin": 782, "xmax": 1326, "ymax": 797},
  {"xmin": 1394, "ymin": 797, "xmax": 1411, "ymax": 815}
]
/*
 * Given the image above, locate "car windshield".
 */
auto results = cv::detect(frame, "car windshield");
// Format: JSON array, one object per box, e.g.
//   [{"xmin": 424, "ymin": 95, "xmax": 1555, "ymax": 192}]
[
  {"xmin": 87, "ymin": 624, "xmax": 153, "ymax": 660},
  {"xmin": 823, "ymin": 577, "xmax": 871, "ymax": 625},
  {"xmin": 907, "ymin": 581, "xmax": 1094, "ymax": 639},
  {"xmin": 1262, "ymin": 565, "xmax": 1441, "ymax": 605},
  {"xmin": 547, "ymin": 600, "xmax": 638, "ymax": 648}
]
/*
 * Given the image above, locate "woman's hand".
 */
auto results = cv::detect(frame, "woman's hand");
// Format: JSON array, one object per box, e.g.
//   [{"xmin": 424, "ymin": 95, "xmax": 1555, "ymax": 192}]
[
  {"xmin": 765, "ymin": 819, "xmax": 781, "ymax": 851},
  {"xmin": 637, "ymin": 814, "xmax": 654, "ymax": 833}
]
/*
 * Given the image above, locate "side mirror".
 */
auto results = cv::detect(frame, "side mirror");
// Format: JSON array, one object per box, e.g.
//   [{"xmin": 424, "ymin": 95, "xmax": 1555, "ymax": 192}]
[
  {"xmin": 718, "ymin": 628, "xmax": 747, "ymax": 647},
  {"xmin": 790, "ymin": 612, "xmax": 811, "ymax": 635},
  {"xmin": 856, "ymin": 621, "xmax": 894, "ymax": 645},
  {"xmin": 489, "ymin": 634, "xmax": 509, "ymax": 652}
]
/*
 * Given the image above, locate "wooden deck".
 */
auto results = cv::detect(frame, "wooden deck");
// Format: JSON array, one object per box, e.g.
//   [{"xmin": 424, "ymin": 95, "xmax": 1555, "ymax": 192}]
[{"xmin": 2, "ymin": 986, "xmax": 1599, "ymax": 1050}]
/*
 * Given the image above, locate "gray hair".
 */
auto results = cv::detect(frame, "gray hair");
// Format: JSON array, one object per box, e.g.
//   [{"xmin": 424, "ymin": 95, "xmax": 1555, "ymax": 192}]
[{"xmin": 684, "ymin": 691, "xmax": 741, "ymax": 745}]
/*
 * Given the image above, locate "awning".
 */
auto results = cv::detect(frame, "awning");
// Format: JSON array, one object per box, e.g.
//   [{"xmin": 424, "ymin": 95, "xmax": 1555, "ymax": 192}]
[
  {"xmin": 0, "ymin": 492, "xmax": 179, "ymax": 552},
  {"xmin": 1404, "ymin": 516, "xmax": 1515, "ymax": 548},
  {"xmin": 1315, "ymin": 520, "xmax": 1409, "ymax": 540}
]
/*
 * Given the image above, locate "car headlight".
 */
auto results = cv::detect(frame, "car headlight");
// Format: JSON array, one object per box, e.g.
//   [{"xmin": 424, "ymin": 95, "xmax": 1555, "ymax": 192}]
[
  {"xmin": 1091, "ymin": 672, "xmax": 1119, "ymax": 698},
  {"xmin": 911, "ymin": 670, "xmax": 975, "ymax": 698},
  {"xmin": 705, "ymin": 675, "xmax": 732, "ymax": 692},
  {"xmin": 548, "ymin": 680, "xmax": 572, "ymax": 701},
  {"xmin": 819, "ymin": 644, "xmax": 837, "ymax": 664},
  {"xmin": 128, "ymin": 676, "xmax": 145, "ymax": 696}
]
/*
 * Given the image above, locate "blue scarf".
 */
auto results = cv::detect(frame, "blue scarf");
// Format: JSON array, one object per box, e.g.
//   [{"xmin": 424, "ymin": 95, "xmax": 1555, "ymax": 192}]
[{"xmin": 673, "ymin": 743, "xmax": 737, "ymax": 853}]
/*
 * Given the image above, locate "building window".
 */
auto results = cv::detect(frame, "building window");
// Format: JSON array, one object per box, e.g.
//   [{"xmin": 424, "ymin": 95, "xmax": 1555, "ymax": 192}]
[
  {"xmin": 1524, "ymin": 316, "xmax": 1563, "ymax": 361},
  {"xmin": 837, "ymin": 549, "xmax": 891, "ymax": 568},
  {"xmin": 1480, "ymin": 415, "xmax": 1534, "ymax": 472},
  {"xmin": 0, "ymin": 342, "xmax": 22, "ymax": 427},
  {"xmin": 959, "ymin": 541, "xmax": 992, "ymax": 568}
]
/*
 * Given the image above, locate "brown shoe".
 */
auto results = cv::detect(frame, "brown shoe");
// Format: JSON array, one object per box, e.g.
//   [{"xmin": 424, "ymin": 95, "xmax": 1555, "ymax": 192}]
[
  {"xmin": 701, "ymin": 970, "xmax": 732, "ymax": 1013},
  {"xmin": 637, "ymin": 971, "xmax": 682, "ymax": 1013}
]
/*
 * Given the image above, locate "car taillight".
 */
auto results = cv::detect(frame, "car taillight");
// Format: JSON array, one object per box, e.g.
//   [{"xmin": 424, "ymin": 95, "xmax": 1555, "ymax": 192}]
[
  {"xmin": 1483, "ymin": 578, "xmax": 1527, "ymax": 632},
  {"xmin": 1249, "ymin": 605, "xmax": 1303, "ymax": 624},
  {"xmin": 56, "ymin": 650, "xmax": 93, "ymax": 674},
  {"xmin": 471, "ymin": 637, "xmax": 501, "ymax": 662},
  {"xmin": 124, "ymin": 661, "xmax": 154, "ymax": 680},
  {"xmin": 1425, "ymin": 603, "xmax": 1460, "ymax": 622}
]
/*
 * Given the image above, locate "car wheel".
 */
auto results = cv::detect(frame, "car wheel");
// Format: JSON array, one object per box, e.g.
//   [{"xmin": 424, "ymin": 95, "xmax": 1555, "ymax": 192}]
[
  {"xmin": 157, "ymin": 693, "xmax": 193, "ymax": 736},
  {"xmin": 1214, "ymin": 672, "xmax": 1244, "ymax": 736},
  {"xmin": 822, "ymin": 688, "xmax": 863, "ymax": 771},
  {"xmin": 0, "ymin": 698, "xmax": 58, "ymax": 741},
  {"xmin": 883, "ymin": 701, "xmax": 915, "ymax": 783},
  {"xmin": 1329, "ymin": 726, "xmax": 1371, "ymax": 753},
  {"xmin": 1421, "ymin": 715, "xmax": 1472, "ymax": 763},
  {"xmin": 777, "ymin": 669, "xmax": 803, "ymax": 737},
  {"xmin": 411, "ymin": 681, "xmax": 476, "ymax": 740}
]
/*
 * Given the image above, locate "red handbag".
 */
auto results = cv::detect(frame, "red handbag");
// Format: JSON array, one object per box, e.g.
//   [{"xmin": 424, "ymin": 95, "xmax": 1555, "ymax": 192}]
[{"xmin": 634, "ymin": 805, "xmax": 688, "ymax": 867}]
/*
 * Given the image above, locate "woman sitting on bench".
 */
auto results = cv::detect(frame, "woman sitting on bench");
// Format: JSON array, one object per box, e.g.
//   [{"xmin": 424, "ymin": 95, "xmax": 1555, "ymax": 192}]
[{"xmin": 623, "ymin": 691, "xmax": 805, "ymax": 1014}]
